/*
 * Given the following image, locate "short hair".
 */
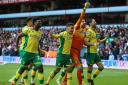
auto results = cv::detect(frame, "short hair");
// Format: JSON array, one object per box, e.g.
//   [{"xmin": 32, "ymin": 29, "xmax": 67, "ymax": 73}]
[
  {"xmin": 66, "ymin": 23, "xmax": 74, "ymax": 27},
  {"xmin": 26, "ymin": 17, "xmax": 33, "ymax": 23},
  {"xmin": 85, "ymin": 18, "xmax": 92, "ymax": 25},
  {"xmin": 33, "ymin": 17, "xmax": 41, "ymax": 23}
]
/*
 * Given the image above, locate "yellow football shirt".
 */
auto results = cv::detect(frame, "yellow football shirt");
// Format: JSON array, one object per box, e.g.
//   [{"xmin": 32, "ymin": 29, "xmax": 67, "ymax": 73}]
[
  {"xmin": 52, "ymin": 31, "xmax": 72, "ymax": 54},
  {"xmin": 22, "ymin": 29, "xmax": 42, "ymax": 53},
  {"xmin": 20, "ymin": 26, "xmax": 33, "ymax": 50},
  {"xmin": 85, "ymin": 28, "xmax": 98, "ymax": 53}
]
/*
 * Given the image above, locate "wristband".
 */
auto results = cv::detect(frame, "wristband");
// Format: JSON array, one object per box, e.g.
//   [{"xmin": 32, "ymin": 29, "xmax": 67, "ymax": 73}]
[{"xmin": 83, "ymin": 7, "xmax": 86, "ymax": 12}]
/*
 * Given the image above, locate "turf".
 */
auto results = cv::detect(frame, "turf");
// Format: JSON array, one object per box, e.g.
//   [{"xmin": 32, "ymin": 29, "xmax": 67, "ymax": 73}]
[{"xmin": 0, "ymin": 64, "xmax": 127, "ymax": 85}]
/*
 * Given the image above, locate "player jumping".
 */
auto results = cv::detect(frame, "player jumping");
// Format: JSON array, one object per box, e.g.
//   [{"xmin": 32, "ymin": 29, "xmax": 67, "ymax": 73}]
[
  {"xmin": 85, "ymin": 18, "xmax": 108, "ymax": 85},
  {"xmin": 46, "ymin": 23, "xmax": 74, "ymax": 85},
  {"xmin": 10, "ymin": 19, "xmax": 44, "ymax": 85},
  {"xmin": 57, "ymin": 2, "xmax": 90, "ymax": 85},
  {"xmin": 9, "ymin": 17, "xmax": 34, "ymax": 85}
]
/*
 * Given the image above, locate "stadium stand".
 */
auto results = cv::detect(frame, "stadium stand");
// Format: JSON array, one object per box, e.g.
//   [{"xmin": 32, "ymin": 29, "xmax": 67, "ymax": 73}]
[
  {"xmin": 0, "ymin": 0, "xmax": 128, "ymax": 60},
  {"xmin": 0, "ymin": 26, "xmax": 128, "ymax": 61}
]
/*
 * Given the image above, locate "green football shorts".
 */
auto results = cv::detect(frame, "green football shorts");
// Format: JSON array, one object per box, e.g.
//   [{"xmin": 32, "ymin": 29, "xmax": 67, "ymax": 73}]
[
  {"xmin": 56, "ymin": 53, "xmax": 73, "ymax": 68},
  {"xmin": 20, "ymin": 51, "xmax": 42, "ymax": 66},
  {"xmin": 85, "ymin": 53, "xmax": 101, "ymax": 66}
]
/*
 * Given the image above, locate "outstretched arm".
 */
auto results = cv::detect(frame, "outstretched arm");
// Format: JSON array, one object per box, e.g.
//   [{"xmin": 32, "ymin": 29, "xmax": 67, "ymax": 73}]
[
  {"xmin": 98, "ymin": 37, "xmax": 108, "ymax": 43},
  {"xmin": 74, "ymin": 2, "xmax": 90, "ymax": 32},
  {"xmin": 51, "ymin": 34, "xmax": 61, "ymax": 38},
  {"xmin": 49, "ymin": 30, "xmax": 61, "ymax": 39},
  {"xmin": 97, "ymin": 33, "xmax": 108, "ymax": 43}
]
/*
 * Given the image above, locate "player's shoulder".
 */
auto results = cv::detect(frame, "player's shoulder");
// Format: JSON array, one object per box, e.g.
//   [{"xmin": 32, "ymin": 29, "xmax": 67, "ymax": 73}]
[
  {"xmin": 60, "ymin": 31, "xmax": 66, "ymax": 35},
  {"xmin": 22, "ymin": 26, "xmax": 27, "ymax": 31},
  {"xmin": 86, "ymin": 28, "xmax": 92, "ymax": 33},
  {"xmin": 22, "ymin": 26, "xmax": 31, "ymax": 34},
  {"xmin": 86, "ymin": 28, "xmax": 93, "ymax": 36},
  {"xmin": 38, "ymin": 30, "xmax": 42, "ymax": 33},
  {"xmin": 22, "ymin": 26, "xmax": 31, "ymax": 32},
  {"xmin": 38, "ymin": 30, "xmax": 43, "ymax": 35},
  {"xmin": 59, "ymin": 31, "xmax": 67, "ymax": 37},
  {"xmin": 22, "ymin": 26, "xmax": 31, "ymax": 29}
]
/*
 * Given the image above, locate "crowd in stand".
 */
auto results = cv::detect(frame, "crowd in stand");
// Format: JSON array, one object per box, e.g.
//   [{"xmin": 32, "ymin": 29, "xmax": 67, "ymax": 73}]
[
  {"xmin": 0, "ymin": 26, "xmax": 128, "ymax": 61},
  {"xmin": 98, "ymin": 26, "xmax": 128, "ymax": 60}
]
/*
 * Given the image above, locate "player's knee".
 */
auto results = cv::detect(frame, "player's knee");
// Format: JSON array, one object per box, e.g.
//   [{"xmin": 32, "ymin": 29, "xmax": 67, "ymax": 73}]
[
  {"xmin": 55, "ymin": 67, "xmax": 61, "ymax": 73},
  {"xmin": 19, "ymin": 66, "xmax": 27, "ymax": 74},
  {"xmin": 77, "ymin": 66, "xmax": 83, "ymax": 70},
  {"xmin": 52, "ymin": 69, "xmax": 60, "ymax": 75},
  {"xmin": 87, "ymin": 70, "xmax": 92, "ymax": 73},
  {"xmin": 27, "ymin": 64, "xmax": 33, "ymax": 70},
  {"xmin": 98, "ymin": 66, "xmax": 104, "ymax": 71},
  {"xmin": 37, "ymin": 65, "xmax": 44, "ymax": 73},
  {"xmin": 66, "ymin": 66, "xmax": 74, "ymax": 73},
  {"xmin": 87, "ymin": 79, "xmax": 92, "ymax": 83},
  {"xmin": 20, "ymin": 65, "xmax": 27, "ymax": 69},
  {"xmin": 27, "ymin": 67, "xmax": 31, "ymax": 71},
  {"xmin": 61, "ymin": 69, "xmax": 66, "ymax": 76},
  {"xmin": 23, "ymin": 75, "xmax": 28, "ymax": 79},
  {"xmin": 62, "ymin": 69, "xmax": 66, "ymax": 73},
  {"xmin": 32, "ymin": 66, "xmax": 37, "ymax": 71}
]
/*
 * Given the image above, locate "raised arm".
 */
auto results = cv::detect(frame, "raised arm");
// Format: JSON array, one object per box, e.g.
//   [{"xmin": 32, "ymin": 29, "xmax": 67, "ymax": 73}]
[
  {"xmin": 51, "ymin": 34, "xmax": 61, "ymax": 38},
  {"xmin": 98, "ymin": 36, "xmax": 108, "ymax": 43},
  {"xmin": 49, "ymin": 30, "xmax": 61, "ymax": 39},
  {"xmin": 74, "ymin": 2, "xmax": 90, "ymax": 32}
]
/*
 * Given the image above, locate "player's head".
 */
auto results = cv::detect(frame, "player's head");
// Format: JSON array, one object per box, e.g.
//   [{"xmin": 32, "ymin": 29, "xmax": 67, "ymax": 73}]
[
  {"xmin": 26, "ymin": 17, "xmax": 34, "ymax": 27},
  {"xmin": 86, "ymin": 18, "xmax": 96, "ymax": 28},
  {"xmin": 66, "ymin": 23, "xmax": 74, "ymax": 34},
  {"xmin": 80, "ymin": 19, "xmax": 86, "ymax": 28},
  {"xmin": 33, "ymin": 19, "xmax": 42, "ymax": 30},
  {"xmin": 80, "ymin": 19, "xmax": 87, "ymax": 32},
  {"xmin": 91, "ymin": 19, "xmax": 96, "ymax": 26}
]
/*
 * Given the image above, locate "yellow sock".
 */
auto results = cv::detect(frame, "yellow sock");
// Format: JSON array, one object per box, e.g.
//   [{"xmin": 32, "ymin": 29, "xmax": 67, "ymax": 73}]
[
  {"xmin": 31, "ymin": 69, "xmax": 36, "ymax": 76},
  {"xmin": 93, "ymin": 69, "xmax": 101, "ymax": 79},
  {"xmin": 15, "ymin": 70, "xmax": 21, "ymax": 80},
  {"xmin": 87, "ymin": 72, "xmax": 91, "ymax": 79},
  {"xmin": 67, "ymin": 73, "xmax": 72, "ymax": 85},
  {"xmin": 24, "ymin": 79, "xmax": 29, "ymax": 85},
  {"xmin": 87, "ymin": 72, "xmax": 91, "ymax": 84},
  {"xmin": 31, "ymin": 69, "xmax": 36, "ymax": 83},
  {"xmin": 38, "ymin": 73, "xmax": 44, "ymax": 84},
  {"xmin": 22, "ymin": 70, "xmax": 28, "ymax": 77},
  {"xmin": 46, "ymin": 77, "xmax": 51, "ymax": 84},
  {"xmin": 22, "ymin": 70, "xmax": 29, "ymax": 85},
  {"xmin": 14, "ymin": 66, "xmax": 26, "ymax": 83},
  {"xmin": 57, "ymin": 69, "xmax": 66, "ymax": 81},
  {"xmin": 46, "ymin": 71, "xmax": 55, "ymax": 84},
  {"xmin": 57, "ymin": 75, "xmax": 63, "ymax": 81},
  {"xmin": 82, "ymin": 73, "xmax": 86, "ymax": 84}
]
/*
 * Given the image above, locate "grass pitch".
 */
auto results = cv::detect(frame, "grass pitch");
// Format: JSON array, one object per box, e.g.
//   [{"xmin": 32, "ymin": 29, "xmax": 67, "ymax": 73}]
[{"xmin": 0, "ymin": 64, "xmax": 127, "ymax": 85}]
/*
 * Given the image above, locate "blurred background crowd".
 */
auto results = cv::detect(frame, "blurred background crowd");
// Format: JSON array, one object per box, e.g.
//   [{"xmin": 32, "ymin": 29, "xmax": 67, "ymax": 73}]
[
  {"xmin": 0, "ymin": 26, "xmax": 128, "ymax": 61},
  {"xmin": 0, "ymin": 0, "xmax": 128, "ymax": 61}
]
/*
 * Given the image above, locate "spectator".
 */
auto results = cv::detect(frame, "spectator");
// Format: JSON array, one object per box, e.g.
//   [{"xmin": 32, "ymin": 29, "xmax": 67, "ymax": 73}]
[
  {"xmin": 109, "ymin": 52, "xmax": 115, "ymax": 60},
  {"xmin": 2, "ymin": 45, "xmax": 9, "ymax": 56},
  {"xmin": 0, "ymin": 45, "xmax": 2, "ymax": 56},
  {"xmin": 0, "ymin": 26, "xmax": 127, "ymax": 60},
  {"xmin": 122, "ymin": 46, "xmax": 128, "ymax": 61}
]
